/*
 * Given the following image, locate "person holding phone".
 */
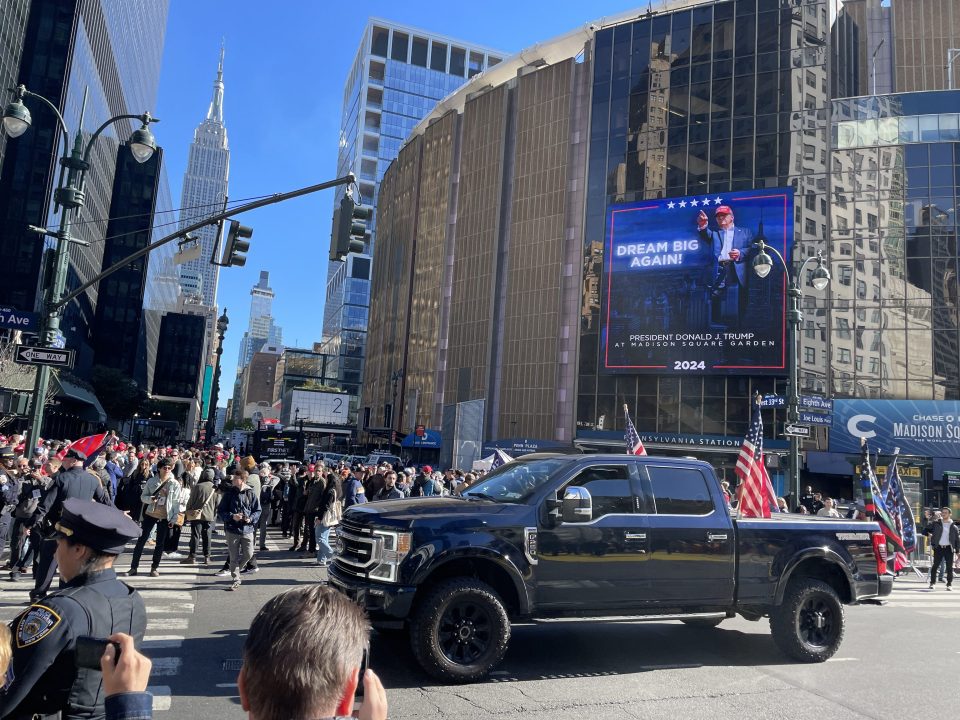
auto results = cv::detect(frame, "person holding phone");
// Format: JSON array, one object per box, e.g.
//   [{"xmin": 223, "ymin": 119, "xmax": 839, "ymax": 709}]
[{"xmin": 0, "ymin": 498, "xmax": 146, "ymax": 719}]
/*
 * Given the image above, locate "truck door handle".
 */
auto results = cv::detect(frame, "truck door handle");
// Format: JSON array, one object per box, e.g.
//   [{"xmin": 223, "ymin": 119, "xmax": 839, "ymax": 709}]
[
  {"xmin": 706, "ymin": 533, "xmax": 728, "ymax": 542},
  {"xmin": 624, "ymin": 532, "xmax": 647, "ymax": 541}
]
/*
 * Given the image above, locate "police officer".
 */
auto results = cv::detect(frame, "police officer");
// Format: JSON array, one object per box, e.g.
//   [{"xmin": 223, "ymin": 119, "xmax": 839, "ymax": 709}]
[
  {"xmin": 23, "ymin": 448, "xmax": 111, "ymax": 601},
  {"xmin": 0, "ymin": 446, "xmax": 21, "ymax": 566},
  {"xmin": 0, "ymin": 498, "xmax": 146, "ymax": 719}
]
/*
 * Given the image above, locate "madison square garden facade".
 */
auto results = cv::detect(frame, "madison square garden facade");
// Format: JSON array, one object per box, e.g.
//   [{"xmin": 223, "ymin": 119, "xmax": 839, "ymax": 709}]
[{"xmin": 362, "ymin": 0, "xmax": 960, "ymax": 509}]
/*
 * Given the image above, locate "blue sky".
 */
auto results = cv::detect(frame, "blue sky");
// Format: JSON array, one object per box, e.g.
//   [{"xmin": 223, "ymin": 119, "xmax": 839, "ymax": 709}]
[{"xmin": 155, "ymin": 1, "xmax": 640, "ymax": 404}]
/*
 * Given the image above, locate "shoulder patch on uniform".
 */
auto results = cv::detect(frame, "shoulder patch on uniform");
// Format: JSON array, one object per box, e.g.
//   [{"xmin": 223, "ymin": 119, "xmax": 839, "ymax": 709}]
[{"xmin": 16, "ymin": 604, "xmax": 62, "ymax": 648}]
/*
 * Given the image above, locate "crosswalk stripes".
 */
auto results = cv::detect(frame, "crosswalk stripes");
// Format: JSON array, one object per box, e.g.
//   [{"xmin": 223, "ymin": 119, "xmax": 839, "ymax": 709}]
[{"xmin": 883, "ymin": 578, "xmax": 960, "ymax": 617}]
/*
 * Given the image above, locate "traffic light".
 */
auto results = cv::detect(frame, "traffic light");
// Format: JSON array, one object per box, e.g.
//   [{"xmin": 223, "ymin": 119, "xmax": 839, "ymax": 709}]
[
  {"xmin": 222, "ymin": 220, "xmax": 252, "ymax": 267},
  {"xmin": 329, "ymin": 194, "xmax": 371, "ymax": 262}
]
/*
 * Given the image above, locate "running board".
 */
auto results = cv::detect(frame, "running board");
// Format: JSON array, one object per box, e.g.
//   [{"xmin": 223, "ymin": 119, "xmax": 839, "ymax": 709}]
[{"xmin": 522, "ymin": 612, "xmax": 727, "ymax": 625}]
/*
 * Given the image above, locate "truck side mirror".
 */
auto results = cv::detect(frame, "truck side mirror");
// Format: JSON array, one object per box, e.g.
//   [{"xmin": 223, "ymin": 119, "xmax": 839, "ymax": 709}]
[{"xmin": 562, "ymin": 486, "xmax": 592, "ymax": 523}]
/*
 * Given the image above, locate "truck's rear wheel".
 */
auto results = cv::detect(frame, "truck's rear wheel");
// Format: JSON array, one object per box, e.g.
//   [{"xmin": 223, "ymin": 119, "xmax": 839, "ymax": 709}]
[
  {"xmin": 681, "ymin": 617, "xmax": 723, "ymax": 628},
  {"xmin": 410, "ymin": 578, "xmax": 510, "ymax": 683},
  {"xmin": 769, "ymin": 578, "xmax": 844, "ymax": 662}
]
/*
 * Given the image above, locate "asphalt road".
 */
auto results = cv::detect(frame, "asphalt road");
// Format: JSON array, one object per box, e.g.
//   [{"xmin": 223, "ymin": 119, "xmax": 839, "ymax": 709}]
[{"xmin": 0, "ymin": 529, "xmax": 952, "ymax": 720}]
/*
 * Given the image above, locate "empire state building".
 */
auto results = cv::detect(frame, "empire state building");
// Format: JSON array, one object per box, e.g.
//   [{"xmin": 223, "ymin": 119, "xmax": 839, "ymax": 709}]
[{"xmin": 177, "ymin": 48, "xmax": 230, "ymax": 308}]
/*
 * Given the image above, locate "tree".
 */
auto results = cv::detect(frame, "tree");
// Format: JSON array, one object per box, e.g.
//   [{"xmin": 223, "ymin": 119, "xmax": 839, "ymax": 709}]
[
  {"xmin": 90, "ymin": 367, "xmax": 144, "ymax": 422},
  {"xmin": 0, "ymin": 335, "xmax": 58, "ymax": 431}
]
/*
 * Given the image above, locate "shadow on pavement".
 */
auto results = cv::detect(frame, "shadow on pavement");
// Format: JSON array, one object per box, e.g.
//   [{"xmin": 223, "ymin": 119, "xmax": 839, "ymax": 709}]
[{"xmin": 370, "ymin": 619, "xmax": 794, "ymax": 690}]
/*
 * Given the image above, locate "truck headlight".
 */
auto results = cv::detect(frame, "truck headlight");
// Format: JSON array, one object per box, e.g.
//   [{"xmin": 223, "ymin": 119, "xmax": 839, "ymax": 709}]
[{"xmin": 368, "ymin": 530, "xmax": 412, "ymax": 583}]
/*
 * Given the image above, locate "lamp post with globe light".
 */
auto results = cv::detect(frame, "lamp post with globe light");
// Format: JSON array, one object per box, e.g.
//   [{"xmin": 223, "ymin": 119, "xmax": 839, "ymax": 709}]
[
  {"xmin": 3, "ymin": 84, "xmax": 159, "ymax": 451},
  {"xmin": 751, "ymin": 240, "xmax": 831, "ymax": 504}
]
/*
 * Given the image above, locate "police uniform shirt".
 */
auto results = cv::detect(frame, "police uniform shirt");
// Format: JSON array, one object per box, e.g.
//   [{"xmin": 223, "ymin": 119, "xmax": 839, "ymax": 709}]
[{"xmin": 0, "ymin": 568, "xmax": 147, "ymax": 719}]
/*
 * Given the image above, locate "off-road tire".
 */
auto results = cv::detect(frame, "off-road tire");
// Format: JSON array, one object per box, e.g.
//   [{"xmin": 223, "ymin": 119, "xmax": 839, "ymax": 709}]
[
  {"xmin": 769, "ymin": 578, "xmax": 844, "ymax": 662},
  {"xmin": 681, "ymin": 617, "xmax": 724, "ymax": 628},
  {"xmin": 410, "ymin": 578, "xmax": 510, "ymax": 683}
]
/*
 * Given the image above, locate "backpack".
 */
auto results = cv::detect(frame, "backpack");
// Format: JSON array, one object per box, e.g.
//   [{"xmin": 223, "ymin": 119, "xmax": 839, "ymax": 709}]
[{"xmin": 260, "ymin": 482, "xmax": 274, "ymax": 508}]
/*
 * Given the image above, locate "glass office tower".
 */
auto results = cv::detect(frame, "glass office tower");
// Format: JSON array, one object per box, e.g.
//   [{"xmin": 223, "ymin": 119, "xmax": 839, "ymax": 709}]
[
  {"xmin": 321, "ymin": 19, "xmax": 506, "ymax": 416},
  {"xmin": 0, "ymin": 0, "xmax": 169, "ymax": 376}
]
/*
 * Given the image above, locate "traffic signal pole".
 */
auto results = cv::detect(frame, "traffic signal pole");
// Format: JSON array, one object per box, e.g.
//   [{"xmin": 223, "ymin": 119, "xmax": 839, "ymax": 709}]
[
  {"xmin": 32, "ymin": 173, "xmax": 354, "ymax": 445},
  {"xmin": 56, "ymin": 173, "xmax": 355, "ymax": 311}
]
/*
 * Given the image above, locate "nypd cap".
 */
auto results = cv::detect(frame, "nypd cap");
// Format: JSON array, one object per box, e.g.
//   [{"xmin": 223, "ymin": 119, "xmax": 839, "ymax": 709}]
[{"xmin": 54, "ymin": 498, "xmax": 141, "ymax": 554}]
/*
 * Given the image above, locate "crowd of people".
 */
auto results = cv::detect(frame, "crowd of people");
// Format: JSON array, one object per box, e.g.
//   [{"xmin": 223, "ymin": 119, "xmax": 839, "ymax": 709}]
[{"xmin": 0, "ymin": 431, "xmax": 490, "ymax": 595}]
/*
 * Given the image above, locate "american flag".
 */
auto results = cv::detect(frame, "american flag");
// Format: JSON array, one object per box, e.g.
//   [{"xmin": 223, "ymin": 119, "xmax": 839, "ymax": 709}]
[
  {"xmin": 881, "ymin": 452, "xmax": 916, "ymax": 553},
  {"xmin": 623, "ymin": 404, "xmax": 647, "ymax": 456},
  {"xmin": 735, "ymin": 398, "xmax": 778, "ymax": 518},
  {"xmin": 859, "ymin": 440, "xmax": 904, "ymax": 552}
]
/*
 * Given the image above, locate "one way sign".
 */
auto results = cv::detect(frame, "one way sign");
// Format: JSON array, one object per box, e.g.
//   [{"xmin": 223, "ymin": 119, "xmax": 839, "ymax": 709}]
[{"xmin": 14, "ymin": 345, "xmax": 75, "ymax": 368}]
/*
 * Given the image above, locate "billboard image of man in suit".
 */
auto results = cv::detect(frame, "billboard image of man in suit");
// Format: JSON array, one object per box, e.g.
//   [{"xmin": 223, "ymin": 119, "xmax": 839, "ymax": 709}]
[{"xmin": 697, "ymin": 205, "xmax": 754, "ymax": 324}]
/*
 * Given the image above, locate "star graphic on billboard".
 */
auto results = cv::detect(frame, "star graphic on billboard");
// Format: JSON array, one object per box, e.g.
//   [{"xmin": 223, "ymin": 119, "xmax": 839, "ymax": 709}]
[
  {"xmin": 714, "ymin": 197, "xmax": 723, "ymax": 204},
  {"xmin": 667, "ymin": 201, "xmax": 675, "ymax": 209},
  {"xmin": 690, "ymin": 199, "xmax": 699, "ymax": 207},
  {"xmin": 702, "ymin": 197, "xmax": 711, "ymax": 205},
  {"xmin": 678, "ymin": 200, "xmax": 687, "ymax": 208}
]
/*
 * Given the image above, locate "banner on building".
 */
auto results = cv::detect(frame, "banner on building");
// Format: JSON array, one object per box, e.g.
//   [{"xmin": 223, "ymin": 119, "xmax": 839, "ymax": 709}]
[
  {"xmin": 601, "ymin": 187, "xmax": 793, "ymax": 375},
  {"xmin": 831, "ymin": 400, "xmax": 960, "ymax": 458}
]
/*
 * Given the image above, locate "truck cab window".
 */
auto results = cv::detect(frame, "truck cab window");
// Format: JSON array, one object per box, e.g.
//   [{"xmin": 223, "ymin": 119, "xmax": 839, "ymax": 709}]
[
  {"xmin": 647, "ymin": 466, "xmax": 713, "ymax": 515},
  {"xmin": 566, "ymin": 465, "xmax": 634, "ymax": 517}
]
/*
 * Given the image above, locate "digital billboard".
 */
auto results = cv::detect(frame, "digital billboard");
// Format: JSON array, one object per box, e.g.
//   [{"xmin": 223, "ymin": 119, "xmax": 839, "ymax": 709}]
[{"xmin": 601, "ymin": 187, "xmax": 793, "ymax": 375}]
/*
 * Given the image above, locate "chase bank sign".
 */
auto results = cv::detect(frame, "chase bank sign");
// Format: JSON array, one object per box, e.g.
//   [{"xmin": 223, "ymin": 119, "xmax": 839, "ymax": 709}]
[{"xmin": 831, "ymin": 400, "xmax": 960, "ymax": 457}]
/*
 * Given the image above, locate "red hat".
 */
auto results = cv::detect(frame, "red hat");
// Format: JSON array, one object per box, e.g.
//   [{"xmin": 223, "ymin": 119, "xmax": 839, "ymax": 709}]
[
  {"xmin": 715, "ymin": 205, "xmax": 733, "ymax": 216},
  {"xmin": 423, "ymin": 465, "xmax": 433, "ymax": 473},
  {"xmin": 308, "ymin": 464, "xmax": 316, "ymax": 472}
]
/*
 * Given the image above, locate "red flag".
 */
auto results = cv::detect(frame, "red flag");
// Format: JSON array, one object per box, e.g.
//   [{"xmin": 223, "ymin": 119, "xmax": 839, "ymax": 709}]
[{"xmin": 56, "ymin": 433, "xmax": 109, "ymax": 464}]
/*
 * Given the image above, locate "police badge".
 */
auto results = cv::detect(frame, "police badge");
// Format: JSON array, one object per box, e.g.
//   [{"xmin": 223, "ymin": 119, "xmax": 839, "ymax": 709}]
[{"xmin": 16, "ymin": 605, "xmax": 61, "ymax": 648}]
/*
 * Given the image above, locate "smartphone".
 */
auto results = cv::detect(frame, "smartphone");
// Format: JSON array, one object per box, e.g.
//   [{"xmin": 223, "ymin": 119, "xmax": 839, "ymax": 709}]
[
  {"xmin": 354, "ymin": 647, "xmax": 368, "ymax": 702},
  {"xmin": 75, "ymin": 636, "xmax": 121, "ymax": 670}
]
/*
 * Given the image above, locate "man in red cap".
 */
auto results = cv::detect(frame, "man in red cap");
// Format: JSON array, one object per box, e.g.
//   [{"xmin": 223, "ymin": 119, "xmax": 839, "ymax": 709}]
[{"xmin": 696, "ymin": 204, "xmax": 755, "ymax": 317}]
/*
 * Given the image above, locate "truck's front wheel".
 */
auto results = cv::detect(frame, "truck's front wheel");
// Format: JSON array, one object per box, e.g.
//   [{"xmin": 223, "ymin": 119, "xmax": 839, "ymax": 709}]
[
  {"xmin": 769, "ymin": 578, "xmax": 844, "ymax": 662},
  {"xmin": 410, "ymin": 578, "xmax": 510, "ymax": 683}
]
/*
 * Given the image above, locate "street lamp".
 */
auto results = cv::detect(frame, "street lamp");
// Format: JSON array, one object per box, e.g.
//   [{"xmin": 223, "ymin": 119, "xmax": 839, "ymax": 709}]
[
  {"xmin": 751, "ymin": 240, "xmax": 831, "ymax": 504},
  {"xmin": 2, "ymin": 84, "xmax": 159, "ymax": 451},
  {"xmin": 205, "ymin": 309, "xmax": 229, "ymax": 442}
]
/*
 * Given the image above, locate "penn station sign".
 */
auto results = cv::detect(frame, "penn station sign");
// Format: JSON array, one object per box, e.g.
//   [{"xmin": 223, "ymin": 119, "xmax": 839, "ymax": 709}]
[{"xmin": 830, "ymin": 400, "xmax": 960, "ymax": 457}]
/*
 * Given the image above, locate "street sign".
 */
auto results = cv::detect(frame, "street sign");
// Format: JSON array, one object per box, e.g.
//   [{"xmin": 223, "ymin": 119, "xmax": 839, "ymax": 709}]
[
  {"xmin": 799, "ymin": 395, "xmax": 834, "ymax": 412},
  {"xmin": 799, "ymin": 410, "xmax": 833, "ymax": 426},
  {"xmin": 0, "ymin": 306, "xmax": 39, "ymax": 333},
  {"xmin": 784, "ymin": 424, "xmax": 811, "ymax": 438},
  {"xmin": 761, "ymin": 394, "xmax": 786, "ymax": 408},
  {"xmin": 13, "ymin": 345, "xmax": 74, "ymax": 368}
]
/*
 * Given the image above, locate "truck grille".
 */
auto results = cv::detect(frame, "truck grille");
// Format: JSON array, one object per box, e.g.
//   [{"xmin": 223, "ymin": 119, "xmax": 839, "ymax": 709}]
[{"xmin": 333, "ymin": 517, "xmax": 379, "ymax": 577}]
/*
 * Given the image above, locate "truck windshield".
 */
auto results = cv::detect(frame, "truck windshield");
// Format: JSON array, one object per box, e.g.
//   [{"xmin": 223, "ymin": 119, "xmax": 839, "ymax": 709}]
[{"xmin": 463, "ymin": 458, "xmax": 571, "ymax": 504}]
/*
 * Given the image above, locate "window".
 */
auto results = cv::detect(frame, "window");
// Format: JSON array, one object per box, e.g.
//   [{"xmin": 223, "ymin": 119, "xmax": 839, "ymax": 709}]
[
  {"xmin": 838, "ymin": 348, "xmax": 852, "ymax": 364},
  {"xmin": 450, "ymin": 47, "xmax": 466, "ymax": 76},
  {"xmin": 804, "ymin": 347, "xmax": 816, "ymax": 364},
  {"xmin": 430, "ymin": 42, "xmax": 447, "ymax": 72},
  {"xmin": 371, "ymin": 26, "xmax": 388, "ymax": 57},
  {"xmin": 647, "ymin": 466, "xmax": 713, "ymax": 515},
  {"xmin": 567, "ymin": 465, "xmax": 634, "ymax": 517},
  {"xmin": 391, "ymin": 32, "xmax": 409, "ymax": 62},
  {"xmin": 468, "ymin": 51, "xmax": 484, "ymax": 77},
  {"xmin": 411, "ymin": 37, "xmax": 428, "ymax": 67}
]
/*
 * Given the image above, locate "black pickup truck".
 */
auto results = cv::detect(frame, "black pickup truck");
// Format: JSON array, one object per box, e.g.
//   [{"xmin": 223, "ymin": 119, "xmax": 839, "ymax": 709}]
[{"xmin": 329, "ymin": 454, "xmax": 892, "ymax": 682}]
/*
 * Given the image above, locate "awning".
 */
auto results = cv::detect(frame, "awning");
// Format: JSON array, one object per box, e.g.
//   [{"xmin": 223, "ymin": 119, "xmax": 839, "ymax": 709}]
[{"xmin": 54, "ymin": 377, "xmax": 107, "ymax": 423}]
